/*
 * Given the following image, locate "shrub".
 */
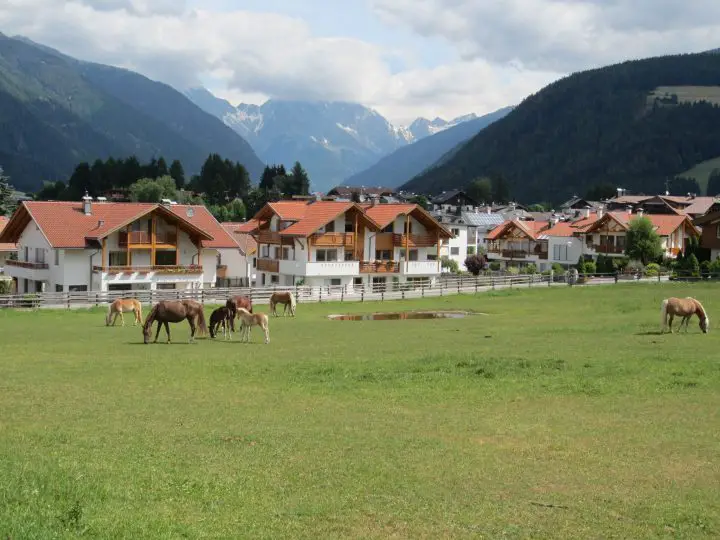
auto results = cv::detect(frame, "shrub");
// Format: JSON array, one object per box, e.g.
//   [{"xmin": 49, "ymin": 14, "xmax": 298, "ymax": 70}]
[
  {"xmin": 551, "ymin": 262, "xmax": 565, "ymax": 274},
  {"xmin": 625, "ymin": 259, "xmax": 645, "ymax": 274},
  {"xmin": 583, "ymin": 261, "xmax": 597, "ymax": 275},
  {"xmin": 464, "ymin": 254, "xmax": 487, "ymax": 276},
  {"xmin": 700, "ymin": 260, "xmax": 711, "ymax": 277},
  {"xmin": 525, "ymin": 263, "xmax": 537, "ymax": 274},
  {"xmin": 645, "ymin": 262, "xmax": 661, "ymax": 277},
  {"xmin": 709, "ymin": 257, "xmax": 720, "ymax": 277},
  {"xmin": 507, "ymin": 266, "xmax": 520, "ymax": 275},
  {"xmin": 440, "ymin": 256, "xmax": 460, "ymax": 274},
  {"xmin": 467, "ymin": 246, "xmax": 476, "ymax": 255},
  {"xmin": 489, "ymin": 261, "xmax": 501, "ymax": 271},
  {"xmin": 687, "ymin": 253, "xmax": 700, "ymax": 277},
  {"xmin": 0, "ymin": 279, "xmax": 12, "ymax": 294}
]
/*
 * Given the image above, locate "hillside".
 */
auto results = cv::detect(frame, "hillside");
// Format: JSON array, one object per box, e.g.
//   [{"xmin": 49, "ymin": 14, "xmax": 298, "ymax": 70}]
[
  {"xmin": 0, "ymin": 34, "xmax": 264, "ymax": 192},
  {"xmin": 185, "ymin": 89, "xmax": 480, "ymax": 192},
  {"xmin": 345, "ymin": 106, "xmax": 512, "ymax": 188},
  {"xmin": 401, "ymin": 53, "xmax": 720, "ymax": 203}
]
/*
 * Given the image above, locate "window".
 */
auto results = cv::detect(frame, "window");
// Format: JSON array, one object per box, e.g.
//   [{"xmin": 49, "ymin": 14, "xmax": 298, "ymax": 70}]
[
  {"xmin": 717, "ymin": 224, "xmax": 720, "ymax": 238},
  {"xmin": 353, "ymin": 277, "xmax": 363, "ymax": 286},
  {"xmin": 382, "ymin": 224, "xmax": 393, "ymax": 233},
  {"xmin": 325, "ymin": 220, "xmax": 335, "ymax": 233},
  {"xmin": 450, "ymin": 247, "xmax": 460, "ymax": 255},
  {"xmin": 154, "ymin": 251, "xmax": 176, "ymax": 266},
  {"xmin": 316, "ymin": 249, "xmax": 338, "ymax": 262},
  {"xmin": 68, "ymin": 285, "xmax": 88, "ymax": 292},
  {"xmin": 404, "ymin": 221, "xmax": 413, "ymax": 234},
  {"xmin": 34, "ymin": 248, "xmax": 45, "ymax": 264},
  {"xmin": 282, "ymin": 247, "xmax": 290, "ymax": 260},
  {"xmin": 109, "ymin": 251, "xmax": 128, "ymax": 266},
  {"xmin": 451, "ymin": 228, "xmax": 460, "ymax": 236},
  {"xmin": 262, "ymin": 246, "xmax": 269, "ymax": 258},
  {"xmin": 330, "ymin": 278, "xmax": 341, "ymax": 286},
  {"xmin": 156, "ymin": 283, "xmax": 176, "ymax": 290},
  {"xmin": 252, "ymin": 258, "xmax": 257, "ymax": 268},
  {"xmin": 55, "ymin": 284, "xmax": 63, "ymax": 292},
  {"xmin": 427, "ymin": 254, "xmax": 437, "ymax": 261},
  {"xmin": 616, "ymin": 236, "xmax": 626, "ymax": 249},
  {"xmin": 273, "ymin": 247, "xmax": 280, "ymax": 259},
  {"xmin": 553, "ymin": 244, "xmax": 569, "ymax": 262},
  {"xmin": 344, "ymin": 251, "xmax": 354, "ymax": 261},
  {"xmin": 345, "ymin": 221, "xmax": 354, "ymax": 233},
  {"xmin": 54, "ymin": 250, "xmax": 60, "ymax": 266},
  {"xmin": 270, "ymin": 274, "xmax": 279, "ymax": 284},
  {"xmin": 375, "ymin": 250, "xmax": 391, "ymax": 260},
  {"xmin": 372, "ymin": 277, "xmax": 387, "ymax": 291},
  {"xmin": 409, "ymin": 249, "xmax": 418, "ymax": 261},
  {"xmin": 23, "ymin": 246, "xmax": 29, "ymax": 261}
]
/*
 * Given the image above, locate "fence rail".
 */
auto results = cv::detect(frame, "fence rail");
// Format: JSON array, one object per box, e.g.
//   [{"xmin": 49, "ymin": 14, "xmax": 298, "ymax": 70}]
[{"xmin": 0, "ymin": 271, "xmax": 674, "ymax": 310}]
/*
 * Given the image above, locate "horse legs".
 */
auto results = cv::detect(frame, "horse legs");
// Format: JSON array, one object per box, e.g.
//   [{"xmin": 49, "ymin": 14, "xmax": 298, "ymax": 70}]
[
  {"xmin": 164, "ymin": 321, "xmax": 171, "ymax": 343},
  {"xmin": 668, "ymin": 314, "xmax": 674, "ymax": 333},
  {"xmin": 263, "ymin": 323, "xmax": 269, "ymax": 344},
  {"xmin": 120, "ymin": 311, "xmax": 125, "ymax": 327},
  {"xmin": 188, "ymin": 316, "xmax": 196, "ymax": 343},
  {"xmin": 154, "ymin": 321, "xmax": 162, "ymax": 343}
]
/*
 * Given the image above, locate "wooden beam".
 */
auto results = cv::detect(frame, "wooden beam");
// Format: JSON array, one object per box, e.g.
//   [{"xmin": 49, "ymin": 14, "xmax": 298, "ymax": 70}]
[
  {"xmin": 101, "ymin": 237, "xmax": 107, "ymax": 269},
  {"xmin": 436, "ymin": 229, "xmax": 440, "ymax": 272},
  {"xmin": 126, "ymin": 225, "xmax": 132, "ymax": 265},
  {"xmin": 307, "ymin": 236, "xmax": 312, "ymax": 261},
  {"xmin": 354, "ymin": 213, "xmax": 359, "ymax": 260},
  {"xmin": 405, "ymin": 215, "xmax": 410, "ymax": 272},
  {"xmin": 151, "ymin": 215, "xmax": 157, "ymax": 266},
  {"xmin": 175, "ymin": 223, "xmax": 180, "ymax": 265}
]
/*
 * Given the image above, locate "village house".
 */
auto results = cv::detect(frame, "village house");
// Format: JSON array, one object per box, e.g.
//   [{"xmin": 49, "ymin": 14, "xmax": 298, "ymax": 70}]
[
  {"xmin": 0, "ymin": 195, "xmax": 238, "ymax": 294},
  {"xmin": 540, "ymin": 209, "xmax": 602, "ymax": 268},
  {"xmin": 485, "ymin": 218, "xmax": 551, "ymax": 271},
  {"xmin": 692, "ymin": 209, "xmax": 720, "ymax": 260},
  {"xmin": 247, "ymin": 199, "xmax": 452, "ymax": 290},
  {"xmin": 0, "ymin": 216, "xmax": 18, "ymax": 272},
  {"xmin": 217, "ymin": 222, "xmax": 258, "ymax": 287},
  {"xmin": 577, "ymin": 210, "xmax": 699, "ymax": 260}
]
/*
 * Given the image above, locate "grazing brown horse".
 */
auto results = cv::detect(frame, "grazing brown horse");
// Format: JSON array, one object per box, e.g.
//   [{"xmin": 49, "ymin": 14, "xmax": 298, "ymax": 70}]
[
  {"xmin": 106, "ymin": 298, "xmax": 143, "ymax": 326},
  {"xmin": 210, "ymin": 306, "xmax": 234, "ymax": 340},
  {"xmin": 226, "ymin": 295, "xmax": 252, "ymax": 329},
  {"xmin": 236, "ymin": 307, "xmax": 270, "ymax": 344},
  {"xmin": 269, "ymin": 291, "xmax": 296, "ymax": 317},
  {"xmin": 142, "ymin": 299, "xmax": 208, "ymax": 344},
  {"xmin": 660, "ymin": 297, "xmax": 710, "ymax": 334}
]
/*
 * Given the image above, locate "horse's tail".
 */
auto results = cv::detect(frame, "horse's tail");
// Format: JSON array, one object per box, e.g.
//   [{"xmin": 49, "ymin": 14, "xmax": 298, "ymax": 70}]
[
  {"xmin": 105, "ymin": 302, "xmax": 113, "ymax": 326},
  {"xmin": 196, "ymin": 307, "xmax": 208, "ymax": 337},
  {"xmin": 143, "ymin": 304, "xmax": 159, "ymax": 333},
  {"xmin": 289, "ymin": 291, "xmax": 296, "ymax": 312},
  {"xmin": 660, "ymin": 298, "xmax": 669, "ymax": 331},
  {"xmin": 135, "ymin": 300, "xmax": 143, "ymax": 323}
]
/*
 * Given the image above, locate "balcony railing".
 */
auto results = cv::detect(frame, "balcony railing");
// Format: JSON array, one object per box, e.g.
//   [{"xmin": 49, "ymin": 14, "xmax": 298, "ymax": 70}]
[
  {"xmin": 257, "ymin": 230, "xmax": 282, "ymax": 244},
  {"xmin": 6, "ymin": 259, "xmax": 49, "ymax": 270},
  {"xmin": 392, "ymin": 234, "xmax": 437, "ymax": 248},
  {"xmin": 312, "ymin": 232, "xmax": 354, "ymax": 247},
  {"xmin": 359, "ymin": 261, "xmax": 400, "ymax": 274},
  {"xmin": 257, "ymin": 259, "xmax": 280, "ymax": 272},
  {"xmin": 118, "ymin": 231, "xmax": 177, "ymax": 246},
  {"xmin": 93, "ymin": 265, "xmax": 203, "ymax": 274},
  {"xmin": 592, "ymin": 244, "xmax": 625, "ymax": 254}
]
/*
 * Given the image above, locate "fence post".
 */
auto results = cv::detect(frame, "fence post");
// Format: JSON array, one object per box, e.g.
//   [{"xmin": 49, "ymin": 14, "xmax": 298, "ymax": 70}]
[
  {"xmin": 341, "ymin": 287, "xmax": 344, "ymax": 302},
  {"xmin": 319, "ymin": 287, "xmax": 322, "ymax": 303},
  {"xmin": 402, "ymin": 289, "xmax": 405, "ymax": 300},
  {"xmin": 381, "ymin": 290, "xmax": 384, "ymax": 302},
  {"xmin": 67, "ymin": 293, "xmax": 70, "ymax": 310},
  {"xmin": 295, "ymin": 285, "xmax": 300, "ymax": 305},
  {"xmin": 361, "ymin": 289, "xmax": 364, "ymax": 302},
  {"xmin": 492, "ymin": 277, "xmax": 495, "ymax": 290}
]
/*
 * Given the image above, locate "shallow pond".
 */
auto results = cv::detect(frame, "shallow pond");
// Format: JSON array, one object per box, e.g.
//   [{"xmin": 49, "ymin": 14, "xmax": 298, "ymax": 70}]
[{"xmin": 327, "ymin": 310, "xmax": 481, "ymax": 321}]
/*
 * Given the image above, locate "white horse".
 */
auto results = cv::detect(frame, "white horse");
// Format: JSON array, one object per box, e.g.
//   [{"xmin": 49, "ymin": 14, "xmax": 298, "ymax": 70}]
[
  {"xmin": 236, "ymin": 307, "xmax": 270, "ymax": 344},
  {"xmin": 660, "ymin": 296, "xmax": 709, "ymax": 334}
]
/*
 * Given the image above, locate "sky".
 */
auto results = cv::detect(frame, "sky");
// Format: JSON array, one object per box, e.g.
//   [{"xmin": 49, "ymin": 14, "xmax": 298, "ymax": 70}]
[{"xmin": 1, "ymin": 0, "xmax": 719, "ymax": 124}]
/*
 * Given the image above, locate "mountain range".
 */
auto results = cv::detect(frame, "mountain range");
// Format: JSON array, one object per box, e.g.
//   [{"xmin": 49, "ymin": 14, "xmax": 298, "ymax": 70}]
[
  {"xmin": 344, "ymin": 106, "xmax": 513, "ymax": 189},
  {"xmin": 185, "ymin": 88, "xmax": 484, "ymax": 191},
  {"xmin": 0, "ymin": 33, "xmax": 264, "ymax": 193},
  {"xmin": 402, "ymin": 52, "xmax": 720, "ymax": 203}
]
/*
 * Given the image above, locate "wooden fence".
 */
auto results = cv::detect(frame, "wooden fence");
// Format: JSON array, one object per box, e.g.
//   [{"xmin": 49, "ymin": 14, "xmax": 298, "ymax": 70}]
[{"xmin": 0, "ymin": 271, "xmax": 673, "ymax": 310}]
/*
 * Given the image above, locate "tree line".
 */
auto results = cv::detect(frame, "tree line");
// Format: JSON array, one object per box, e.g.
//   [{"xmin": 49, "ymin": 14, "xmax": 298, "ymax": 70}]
[{"xmin": 32, "ymin": 154, "xmax": 311, "ymax": 222}]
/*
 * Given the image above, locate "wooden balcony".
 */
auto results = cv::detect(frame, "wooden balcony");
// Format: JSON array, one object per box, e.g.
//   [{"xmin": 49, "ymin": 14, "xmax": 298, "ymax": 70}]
[
  {"xmin": 118, "ymin": 231, "xmax": 177, "ymax": 247},
  {"xmin": 592, "ymin": 244, "xmax": 625, "ymax": 254},
  {"xmin": 359, "ymin": 261, "xmax": 400, "ymax": 274},
  {"xmin": 392, "ymin": 234, "xmax": 437, "ymax": 248},
  {"xmin": 257, "ymin": 259, "xmax": 280, "ymax": 272},
  {"xmin": 6, "ymin": 259, "xmax": 49, "ymax": 269},
  {"xmin": 93, "ymin": 265, "xmax": 203, "ymax": 274},
  {"xmin": 257, "ymin": 230, "xmax": 282, "ymax": 244},
  {"xmin": 312, "ymin": 232, "xmax": 354, "ymax": 247}
]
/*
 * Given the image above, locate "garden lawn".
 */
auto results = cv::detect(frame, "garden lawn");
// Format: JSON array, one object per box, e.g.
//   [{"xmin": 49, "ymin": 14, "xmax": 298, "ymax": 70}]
[{"xmin": 1, "ymin": 282, "xmax": 719, "ymax": 539}]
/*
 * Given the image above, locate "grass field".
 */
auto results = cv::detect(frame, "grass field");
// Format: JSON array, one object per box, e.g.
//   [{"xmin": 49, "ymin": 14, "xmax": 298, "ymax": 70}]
[
  {"xmin": 677, "ymin": 156, "xmax": 720, "ymax": 195},
  {"xmin": 1, "ymin": 283, "xmax": 719, "ymax": 538}
]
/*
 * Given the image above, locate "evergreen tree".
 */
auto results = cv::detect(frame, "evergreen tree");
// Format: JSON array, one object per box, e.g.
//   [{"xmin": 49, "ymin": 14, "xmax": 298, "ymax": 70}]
[
  {"xmin": 156, "ymin": 157, "xmax": 169, "ymax": 178},
  {"xmin": 169, "ymin": 159, "xmax": 185, "ymax": 189},
  {"xmin": 707, "ymin": 169, "xmax": 720, "ymax": 196},
  {"xmin": 290, "ymin": 161, "xmax": 310, "ymax": 196},
  {"xmin": 0, "ymin": 167, "xmax": 16, "ymax": 216},
  {"xmin": 467, "ymin": 177, "xmax": 492, "ymax": 204},
  {"xmin": 128, "ymin": 176, "xmax": 178, "ymax": 203},
  {"xmin": 491, "ymin": 174, "xmax": 510, "ymax": 203}
]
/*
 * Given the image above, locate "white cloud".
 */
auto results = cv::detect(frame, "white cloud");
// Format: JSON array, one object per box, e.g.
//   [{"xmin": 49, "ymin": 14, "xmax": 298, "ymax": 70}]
[
  {"xmin": 371, "ymin": 0, "xmax": 720, "ymax": 73},
  {"xmin": 1, "ymin": 0, "xmax": 716, "ymax": 126}
]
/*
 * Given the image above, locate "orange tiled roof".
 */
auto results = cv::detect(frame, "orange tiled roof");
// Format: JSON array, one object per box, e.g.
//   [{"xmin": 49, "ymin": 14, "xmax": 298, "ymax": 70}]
[
  {"xmin": 362, "ymin": 203, "xmax": 417, "ymax": 228},
  {"xmin": 486, "ymin": 219, "xmax": 549, "ymax": 241},
  {"xmin": 236, "ymin": 219, "xmax": 260, "ymax": 233},
  {"xmin": 268, "ymin": 201, "xmax": 311, "ymax": 221},
  {"xmin": 1, "ymin": 201, "xmax": 237, "ymax": 249},
  {"xmin": 583, "ymin": 211, "xmax": 698, "ymax": 237},
  {"xmin": 221, "ymin": 222, "xmax": 258, "ymax": 255},
  {"xmin": 281, "ymin": 202, "xmax": 356, "ymax": 236},
  {"xmin": 0, "ymin": 216, "xmax": 17, "ymax": 252}
]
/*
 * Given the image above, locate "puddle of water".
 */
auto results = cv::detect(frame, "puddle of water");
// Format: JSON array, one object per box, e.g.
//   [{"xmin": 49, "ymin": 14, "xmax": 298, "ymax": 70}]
[{"xmin": 327, "ymin": 311, "xmax": 480, "ymax": 321}]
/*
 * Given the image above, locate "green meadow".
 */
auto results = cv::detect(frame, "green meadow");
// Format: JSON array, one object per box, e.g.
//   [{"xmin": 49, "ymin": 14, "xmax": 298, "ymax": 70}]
[{"xmin": 1, "ymin": 283, "xmax": 719, "ymax": 538}]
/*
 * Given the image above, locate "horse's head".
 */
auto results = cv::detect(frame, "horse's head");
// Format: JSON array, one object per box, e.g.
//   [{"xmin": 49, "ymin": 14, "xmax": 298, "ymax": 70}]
[{"xmin": 700, "ymin": 317, "xmax": 710, "ymax": 334}]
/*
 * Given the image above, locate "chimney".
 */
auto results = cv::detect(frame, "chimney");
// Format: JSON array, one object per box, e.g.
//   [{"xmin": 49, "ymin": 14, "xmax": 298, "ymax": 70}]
[
  {"xmin": 160, "ymin": 198, "xmax": 172, "ymax": 208},
  {"xmin": 369, "ymin": 194, "xmax": 379, "ymax": 207},
  {"xmin": 597, "ymin": 206, "xmax": 604, "ymax": 218},
  {"xmin": 626, "ymin": 205, "xmax": 633, "ymax": 214},
  {"xmin": 583, "ymin": 206, "xmax": 590, "ymax": 219},
  {"xmin": 637, "ymin": 207, "xmax": 644, "ymax": 217},
  {"xmin": 82, "ymin": 191, "xmax": 92, "ymax": 215},
  {"xmin": 486, "ymin": 205, "xmax": 492, "ymax": 214}
]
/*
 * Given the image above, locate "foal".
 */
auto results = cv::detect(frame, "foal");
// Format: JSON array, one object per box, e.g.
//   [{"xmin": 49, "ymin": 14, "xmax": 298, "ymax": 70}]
[
  {"xmin": 209, "ymin": 306, "xmax": 234, "ymax": 340},
  {"xmin": 236, "ymin": 307, "xmax": 270, "ymax": 344}
]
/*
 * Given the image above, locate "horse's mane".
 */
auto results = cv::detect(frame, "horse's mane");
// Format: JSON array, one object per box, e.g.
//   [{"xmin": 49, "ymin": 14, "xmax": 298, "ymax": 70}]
[
  {"xmin": 143, "ymin": 304, "xmax": 159, "ymax": 332},
  {"xmin": 693, "ymin": 298, "xmax": 708, "ymax": 321}
]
